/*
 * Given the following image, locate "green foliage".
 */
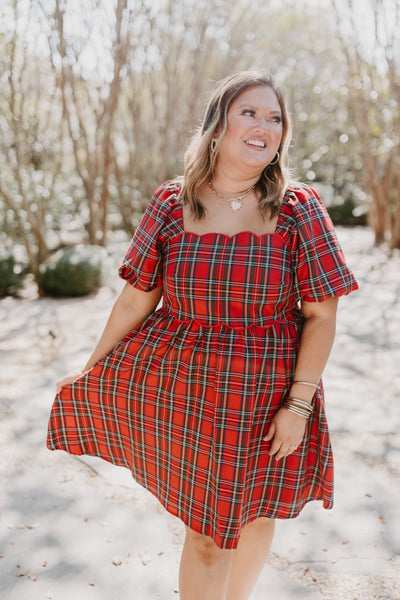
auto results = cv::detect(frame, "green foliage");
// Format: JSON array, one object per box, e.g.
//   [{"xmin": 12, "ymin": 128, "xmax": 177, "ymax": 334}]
[
  {"xmin": 38, "ymin": 245, "xmax": 108, "ymax": 297},
  {"xmin": 0, "ymin": 250, "xmax": 23, "ymax": 296},
  {"xmin": 327, "ymin": 198, "xmax": 368, "ymax": 227}
]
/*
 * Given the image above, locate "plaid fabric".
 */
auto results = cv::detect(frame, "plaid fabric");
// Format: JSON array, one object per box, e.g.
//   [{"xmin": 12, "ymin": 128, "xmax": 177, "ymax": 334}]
[{"xmin": 47, "ymin": 181, "xmax": 358, "ymax": 549}]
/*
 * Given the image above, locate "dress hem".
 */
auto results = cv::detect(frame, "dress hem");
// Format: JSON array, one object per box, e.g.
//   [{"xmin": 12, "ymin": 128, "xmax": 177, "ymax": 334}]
[{"xmin": 46, "ymin": 442, "xmax": 334, "ymax": 550}]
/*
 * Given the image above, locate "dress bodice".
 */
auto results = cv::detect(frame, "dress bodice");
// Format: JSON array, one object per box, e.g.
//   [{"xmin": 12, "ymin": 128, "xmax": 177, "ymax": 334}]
[
  {"xmin": 118, "ymin": 180, "xmax": 358, "ymax": 325},
  {"xmin": 162, "ymin": 231, "xmax": 297, "ymax": 329}
]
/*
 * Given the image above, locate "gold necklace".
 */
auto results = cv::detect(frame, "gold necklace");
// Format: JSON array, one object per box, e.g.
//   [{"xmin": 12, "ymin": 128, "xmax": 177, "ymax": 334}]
[{"xmin": 208, "ymin": 181, "xmax": 256, "ymax": 213}]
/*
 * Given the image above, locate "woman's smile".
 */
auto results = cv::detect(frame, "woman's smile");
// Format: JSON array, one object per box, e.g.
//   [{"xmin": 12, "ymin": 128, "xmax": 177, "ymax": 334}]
[{"xmin": 244, "ymin": 138, "xmax": 267, "ymax": 150}]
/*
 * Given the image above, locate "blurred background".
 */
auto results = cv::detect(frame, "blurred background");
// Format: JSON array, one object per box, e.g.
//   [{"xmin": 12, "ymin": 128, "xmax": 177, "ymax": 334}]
[{"xmin": 0, "ymin": 0, "xmax": 399, "ymax": 297}]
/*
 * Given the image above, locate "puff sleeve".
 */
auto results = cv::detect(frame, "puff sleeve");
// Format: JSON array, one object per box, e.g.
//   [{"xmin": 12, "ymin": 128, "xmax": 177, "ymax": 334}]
[
  {"xmin": 118, "ymin": 185, "xmax": 169, "ymax": 291},
  {"xmin": 292, "ymin": 187, "xmax": 358, "ymax": 302}
]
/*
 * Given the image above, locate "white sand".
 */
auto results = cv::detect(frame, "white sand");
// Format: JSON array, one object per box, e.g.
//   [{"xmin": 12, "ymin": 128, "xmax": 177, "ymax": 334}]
[{"xmin": 0, "ymin": 226, "xmax": 399, "ymax": 599}]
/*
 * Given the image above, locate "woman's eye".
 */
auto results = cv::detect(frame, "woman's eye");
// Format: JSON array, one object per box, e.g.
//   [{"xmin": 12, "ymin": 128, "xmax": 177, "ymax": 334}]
[
  {"xmin": 242, "ymin": 109, "xmax": 255, "ymax": 117},
  {"xmin": 271, "ymin": 116, "xmax": 282, "ymax": 124}
]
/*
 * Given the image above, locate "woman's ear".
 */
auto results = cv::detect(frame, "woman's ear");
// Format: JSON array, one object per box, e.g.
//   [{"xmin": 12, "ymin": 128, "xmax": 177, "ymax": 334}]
[{"xmin": 213, "ymin": 121, "xmax": 222, "ymax": 141}]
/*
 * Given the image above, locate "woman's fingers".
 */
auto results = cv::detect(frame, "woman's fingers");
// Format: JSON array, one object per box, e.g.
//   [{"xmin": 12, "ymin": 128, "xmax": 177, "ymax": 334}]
[
  {"xmin": 56, "ymin": 377, "xmax": 73, "ymax": 394},
  {"xmin": 268, "ymin": 437, "xmax": 282, "ymax": 458},
  {"xmin": 56, "ymin": 377, "xmax": 75, "ymax": 393},
  {"xmin": 267, "ymin": 433, "xmax": 297, "ymax": 459},
  {"xmin": 263, "ymin": 421, "xmax": 276, "ymax": 441},
  {"xmin": 269, "ymin": 442, "xmax": 298, "ymax": 461},
  {"xmin": 56, "ymin": 370, "xmax": 82, "ymax": 394}
]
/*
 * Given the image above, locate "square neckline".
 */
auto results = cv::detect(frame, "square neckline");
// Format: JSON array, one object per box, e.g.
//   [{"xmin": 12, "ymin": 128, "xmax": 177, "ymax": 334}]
[{"xmin": 175, "ymin": 192, "xmax": 287, "ymax": 241}]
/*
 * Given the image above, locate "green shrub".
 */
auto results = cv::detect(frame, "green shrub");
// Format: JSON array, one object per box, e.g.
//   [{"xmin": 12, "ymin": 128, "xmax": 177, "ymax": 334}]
[
  {"xmin": 327, "ymin": 198, "xmax": 368, "ymax": 227},
  {"xmin": 0, "ymin": 250, "xmax": 23, "ymax": 296},
  {"xmin": 39, "ymin": 245, "xmax": 108, "ymax": 297}
]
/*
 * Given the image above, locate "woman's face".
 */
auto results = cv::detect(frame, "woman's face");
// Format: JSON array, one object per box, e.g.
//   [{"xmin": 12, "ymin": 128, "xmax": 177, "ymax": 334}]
[{"xmin": 214, "ymin": 85, "xmax": 283, "ymax": 177}]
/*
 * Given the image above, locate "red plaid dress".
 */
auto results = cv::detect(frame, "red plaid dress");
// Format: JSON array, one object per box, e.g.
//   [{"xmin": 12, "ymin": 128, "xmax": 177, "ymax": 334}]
[{"xmin": 47, "ymin": 181, "xmax": 358, "ymax": 549}]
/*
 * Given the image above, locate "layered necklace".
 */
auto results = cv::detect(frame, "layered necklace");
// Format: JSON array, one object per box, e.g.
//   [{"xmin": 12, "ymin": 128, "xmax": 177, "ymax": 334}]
[{"xmin": 208, "ymin": 181, "xmax": 256, "ymax": 213}]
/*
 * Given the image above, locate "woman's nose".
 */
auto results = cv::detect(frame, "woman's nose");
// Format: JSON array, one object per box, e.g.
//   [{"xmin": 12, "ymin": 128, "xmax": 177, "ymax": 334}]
[{"xmin": 254, "ymin": 116, "xmax": 270, "ymax": 131}]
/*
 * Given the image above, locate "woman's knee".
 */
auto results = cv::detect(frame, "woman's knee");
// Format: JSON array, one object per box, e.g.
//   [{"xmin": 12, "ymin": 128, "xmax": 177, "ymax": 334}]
[
  {"xmin": 238, "ymin": 517, "xmax": 275, "ymax": 543},
  {"xmin": 185, "ymin": 527, "xmax": 231, "ymax": 567}
]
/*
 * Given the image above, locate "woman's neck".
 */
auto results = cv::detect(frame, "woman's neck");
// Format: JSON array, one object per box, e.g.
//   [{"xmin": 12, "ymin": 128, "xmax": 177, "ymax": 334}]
[{"xmin": 211, "ymin": 167, "xmax": 260, "ymax": 195}]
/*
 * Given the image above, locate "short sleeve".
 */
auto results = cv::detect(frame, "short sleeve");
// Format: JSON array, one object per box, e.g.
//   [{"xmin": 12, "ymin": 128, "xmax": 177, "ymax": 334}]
[
  {"xmin": 292, "ymin": 187, "xmax": 358, "ymax": 302},
  {"xmin": 118, "ymin": 185, "xmax": 170, "ymax": 291}
]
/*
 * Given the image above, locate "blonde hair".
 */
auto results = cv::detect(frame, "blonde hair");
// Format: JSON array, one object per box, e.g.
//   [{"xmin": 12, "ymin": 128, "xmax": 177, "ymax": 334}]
[{"xmin": 181, "ymin": 70, "xmax": 292, "ymax": 220}]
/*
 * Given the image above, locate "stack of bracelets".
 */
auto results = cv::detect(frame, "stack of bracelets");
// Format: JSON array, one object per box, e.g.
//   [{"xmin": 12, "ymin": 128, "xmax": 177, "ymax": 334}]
[{"xmin": 281, "ymin": 381, "xmax": 319, "ymax": 420}]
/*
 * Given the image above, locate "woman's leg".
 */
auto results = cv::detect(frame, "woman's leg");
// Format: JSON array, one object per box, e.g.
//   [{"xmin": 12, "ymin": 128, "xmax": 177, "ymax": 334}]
[
  {"xmin": 179, "ymin": 517, "xmax": 275, "ymax": 600},
  {"xmin": 179, "ymin": 527, "xmax": 233, "ymax": 600},
  {"xmin": 225, "ymin": 517, "xmax": 275, "ymax": 600}
]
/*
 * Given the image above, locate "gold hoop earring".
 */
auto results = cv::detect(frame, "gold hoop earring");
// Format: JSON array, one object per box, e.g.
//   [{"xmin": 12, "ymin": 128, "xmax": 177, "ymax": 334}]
[
  {"xmin": 269, "ymin": 151, "xmax": 280, "ymax": 166},
  {"xmin": 211, "ymin": 140, "xmax": 217, "ymax": 152}
]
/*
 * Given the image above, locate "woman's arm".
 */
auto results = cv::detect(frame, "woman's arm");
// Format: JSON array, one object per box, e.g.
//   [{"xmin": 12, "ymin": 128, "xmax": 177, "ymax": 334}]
[
  {"xmin": 56, "ymin": 282, "xmax": 163, "ymax": 392},
  {"xmin": 264, "ymin": 296, "xmax": 338, "ymax": 461}
]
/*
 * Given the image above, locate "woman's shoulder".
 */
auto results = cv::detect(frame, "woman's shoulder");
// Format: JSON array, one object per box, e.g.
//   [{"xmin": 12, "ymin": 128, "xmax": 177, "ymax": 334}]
[
  {"xmin": 139, "ymin": 179, "xmax": 183, "ymax": 239},
  {"xmin": 282, "ymin": 182, "xmax": 329, "ymax": 223},
  {"xmin": 152, "ymin": 179, "xmax": 183, "ymax": 208},
  {"xmin": 284, "ymin": 183, "xmax": 322, "ymax": 207}
]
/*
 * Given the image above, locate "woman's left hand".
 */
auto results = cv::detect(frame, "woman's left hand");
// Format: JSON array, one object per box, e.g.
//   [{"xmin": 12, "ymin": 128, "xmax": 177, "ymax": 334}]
[{"xmin": 263, "ymin": 408, "xmax": 307, "ymax": 461}]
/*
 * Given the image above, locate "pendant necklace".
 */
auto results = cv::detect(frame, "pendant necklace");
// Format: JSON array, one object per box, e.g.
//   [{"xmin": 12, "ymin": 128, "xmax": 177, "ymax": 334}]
[{"xmin": 208, "ymin": 181, "xmax": 255, "ymax": 213}]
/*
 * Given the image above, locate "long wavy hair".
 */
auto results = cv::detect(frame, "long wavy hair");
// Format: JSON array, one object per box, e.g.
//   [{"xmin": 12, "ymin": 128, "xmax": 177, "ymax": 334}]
[{"xmin": 180, "ymin": 70, "xmax": 292, "ymax": 220}]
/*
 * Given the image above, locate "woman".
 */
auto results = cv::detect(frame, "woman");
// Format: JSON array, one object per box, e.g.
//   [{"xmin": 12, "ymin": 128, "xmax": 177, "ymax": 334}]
[{"xmin": 48, "ymin": 70, "xmax": 358, "ymax": 599}]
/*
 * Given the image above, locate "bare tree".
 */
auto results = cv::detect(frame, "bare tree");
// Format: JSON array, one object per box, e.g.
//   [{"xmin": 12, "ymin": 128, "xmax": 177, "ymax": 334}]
[
  {"xmin": 0, "ymin": 0, "xmax": 64, "ymax": 284},
  {"xmin": 331, "ymin": 0, "xmax": 400, "ymax": 248},
  {"xmin": 44, "ymin": 0, "xmax": 130, "ymax": 245}
]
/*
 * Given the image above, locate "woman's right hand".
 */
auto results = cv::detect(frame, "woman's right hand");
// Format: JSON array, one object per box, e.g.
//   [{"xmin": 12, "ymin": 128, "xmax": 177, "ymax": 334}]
[{"xmin": 56, "ymin": 369, "xmax": 83, "ymax": 394}]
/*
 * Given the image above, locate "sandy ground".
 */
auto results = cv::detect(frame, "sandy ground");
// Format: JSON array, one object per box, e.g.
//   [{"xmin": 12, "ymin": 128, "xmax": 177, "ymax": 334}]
[{"xmin": 0, "ymin": 226, "xmax": 400, "ymax": 599}]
